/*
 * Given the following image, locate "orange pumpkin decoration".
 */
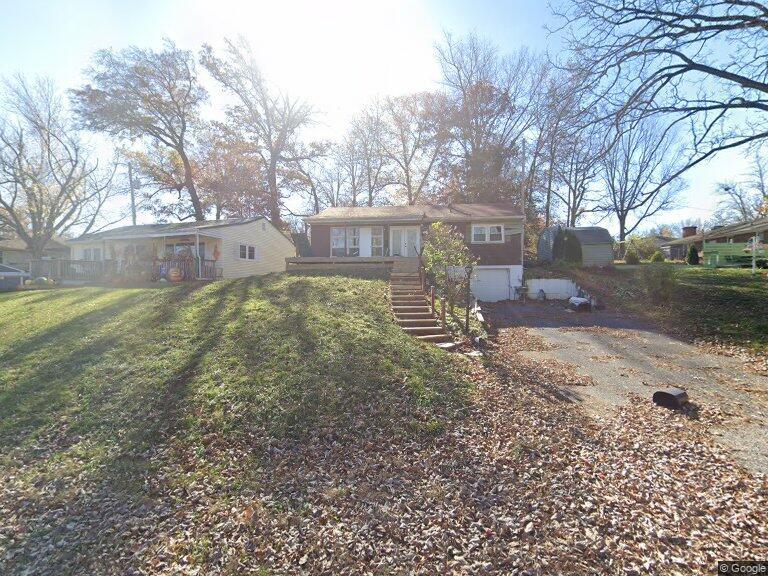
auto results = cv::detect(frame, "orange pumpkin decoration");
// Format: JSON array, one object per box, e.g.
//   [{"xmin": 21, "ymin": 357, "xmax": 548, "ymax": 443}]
[{"xmin": 168, "ymin": 267, "xmax": 183, "ymax": 283}]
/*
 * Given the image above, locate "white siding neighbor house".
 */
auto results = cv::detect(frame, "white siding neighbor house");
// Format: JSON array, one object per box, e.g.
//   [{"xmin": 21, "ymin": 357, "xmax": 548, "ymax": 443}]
[{"xmin": 52, "ymin": 218, "xmax": 295, "ymax": 283}]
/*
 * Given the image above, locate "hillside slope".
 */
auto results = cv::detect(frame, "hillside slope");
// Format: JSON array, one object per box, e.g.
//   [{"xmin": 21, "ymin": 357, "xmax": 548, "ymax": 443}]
[{"xmin": 0, "ymin": 276, "xmax": 468, "ymax": 574}]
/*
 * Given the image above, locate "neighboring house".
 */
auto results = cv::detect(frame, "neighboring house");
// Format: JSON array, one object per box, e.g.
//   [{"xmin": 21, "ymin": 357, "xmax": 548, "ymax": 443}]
[
  {"xmin": 44, "ymin": 217, "xmax": 295, "ymax": 283},
  {"xmin": 0, "ymin": 264, "xmax": 28, "ymax": 291},
  {"xmin": 662, "ymin": 219, "xmax": 768, "ymax": 266},
  {"xmin": 537, "ymin": 226, "xmax": 614, "ymax": 267},
  {"xmin": 292, "ymin": 203, "xmax": 524, "ymax": 302},
  {"xmin": 0, "ymin": 237, "xmax": 69, "ymax": 270}
]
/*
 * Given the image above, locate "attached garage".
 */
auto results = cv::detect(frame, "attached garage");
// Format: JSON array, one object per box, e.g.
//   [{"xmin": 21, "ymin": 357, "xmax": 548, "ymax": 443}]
[{"xmin": 470, "ymin": 265, "xmax": 523, "ymax": 302}]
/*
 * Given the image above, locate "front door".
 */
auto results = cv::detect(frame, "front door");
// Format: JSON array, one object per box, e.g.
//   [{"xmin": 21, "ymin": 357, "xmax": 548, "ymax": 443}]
[{"xmin": 390, "ymin": 226, "xmax": 421, "ymax": 257}]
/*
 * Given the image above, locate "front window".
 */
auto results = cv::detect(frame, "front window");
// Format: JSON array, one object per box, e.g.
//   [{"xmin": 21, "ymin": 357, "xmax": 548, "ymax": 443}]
[
  {"xmin": 472, "ymin": 224, "xmax": 504, "ymax": 244},
  {"xmin": 371, "ymin": 226, "xmax": 384, "ymax": 257},
  {"xmin": 331, "ymin": 227, "xmax": 346, "ymax": 257},
  {"xmin": 346, "ymin": 227, "xmax": 360, "ymax": 256},
  {"xmin": 83, "ymin": 248, "xmax": 92, "ymax": 260},
  {"xmin": 92, "ymin": 248, "xmax": 102, "ymax": 261}
]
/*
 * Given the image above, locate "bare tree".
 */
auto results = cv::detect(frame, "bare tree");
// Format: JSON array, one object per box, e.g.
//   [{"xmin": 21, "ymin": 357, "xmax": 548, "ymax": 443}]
[
  {"xmin": 378, "ymin": 92, "xmax": 447, "ymax": 205},
  {"xmin": 556, "ymin": 0, "xmax": 768, "ymax": 187},
  {"xmin": 436, "ymin": 32, "xmax": 546, "ymax": 203},
  {"xmin": 552, "ymin": 119, "xmax": 605, "ymax": 227},
  {"xmin": 712, "ymin": 151, "xmax": 768, "ymax": 223},
  {"xmin": 72, "ymin": 39, "xmax": 207, "ymax": 220},
  {"xmin": 201, "ymin": 38, "xmax": 316, "ymax": 226},
  {"xmin": 350, "ymin": 105, "xmax": 391, "ymax": 206},
  {"xmin": 601, "ymin": 118, "xmax": 685, "ymax": 248},
  {"xmin": 0, "ymin": 76, "xmax": 117, "ymax": 257}
]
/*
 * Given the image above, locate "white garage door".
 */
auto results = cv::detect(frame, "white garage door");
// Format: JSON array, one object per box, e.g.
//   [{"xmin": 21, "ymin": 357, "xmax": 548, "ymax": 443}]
[{"xmin": 471, "ymin": 268, "xmax": 510, "ymax": 302}]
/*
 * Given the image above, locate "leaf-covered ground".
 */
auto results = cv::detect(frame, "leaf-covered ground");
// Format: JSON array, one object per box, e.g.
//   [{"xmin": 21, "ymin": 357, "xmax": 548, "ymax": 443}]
[
  {"xmin": 1, "ymin": 276, "xmax": 766, "ymax": 574},
  {"xmin": 530, "ymin": 265, "xmax": 768, "ymax": 366}
]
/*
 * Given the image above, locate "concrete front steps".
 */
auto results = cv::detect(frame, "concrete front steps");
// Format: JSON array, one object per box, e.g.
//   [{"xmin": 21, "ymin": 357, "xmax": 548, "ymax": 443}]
[{"xmin": 390, "ymin": 269, "xmax": 452, "ymax": 345}]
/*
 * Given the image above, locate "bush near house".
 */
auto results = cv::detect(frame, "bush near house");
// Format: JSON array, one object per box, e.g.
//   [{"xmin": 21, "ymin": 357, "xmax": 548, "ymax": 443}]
[
  {"xmin": 687, "ymin": 243, "xmax": 700, "ymax": 265},
  {"xmin": 422, "ymin": 222, "xmax": 477, "ymax": 312},
  {"xmin": 650, "ymin": 250, "xmax": 665, "ymax": 263},
  {"xmin": 624, "ymin": 249, "xmax": 640, "ymax": 265}
]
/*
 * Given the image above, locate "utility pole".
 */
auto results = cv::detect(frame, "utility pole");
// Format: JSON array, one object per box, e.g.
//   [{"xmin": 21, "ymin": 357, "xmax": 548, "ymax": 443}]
[{"xmin": 127, "ymin": 162, "xmax": 137, "ymax": 226}]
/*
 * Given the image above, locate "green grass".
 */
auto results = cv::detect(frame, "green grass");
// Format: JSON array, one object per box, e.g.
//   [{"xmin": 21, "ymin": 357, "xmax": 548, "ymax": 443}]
[
  {"xmin": 0, "ymin": 275, "xmax": 469, "ymax": 493},
  {"xmin": 534, "ymin": 264, "xmax": 768, "ymax": 354}
]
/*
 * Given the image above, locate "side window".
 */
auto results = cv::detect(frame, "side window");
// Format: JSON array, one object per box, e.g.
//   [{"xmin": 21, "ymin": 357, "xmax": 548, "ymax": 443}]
[
  {"xmin": 248, "ymin": 246, "xmax": 256, "ymax": 260},
  {"xmin": 239, "ymin": 244, "xmax": 247, "ymax": 259}
]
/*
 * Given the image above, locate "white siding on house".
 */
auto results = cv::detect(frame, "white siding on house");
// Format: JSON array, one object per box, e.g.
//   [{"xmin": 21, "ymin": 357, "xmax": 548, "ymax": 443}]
[{"xmin": 217, "ymin": 219, "xmax": 295, "ymax": 278}]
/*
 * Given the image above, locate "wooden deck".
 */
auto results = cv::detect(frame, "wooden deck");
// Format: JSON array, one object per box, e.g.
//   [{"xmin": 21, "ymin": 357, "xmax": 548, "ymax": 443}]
[{"xmin": 286, "ymin": 256, "xmax": 401, "ymax": 273}]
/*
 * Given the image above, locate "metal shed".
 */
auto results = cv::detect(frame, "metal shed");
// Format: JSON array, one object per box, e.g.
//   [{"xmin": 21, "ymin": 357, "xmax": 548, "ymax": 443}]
[
  {"xmin": 0, "ymin": 264, "xmax": 28, "ymax": 291},
  {"xmin": 538, "ymin": 226, "xmax": 614, "ymax": 267}
]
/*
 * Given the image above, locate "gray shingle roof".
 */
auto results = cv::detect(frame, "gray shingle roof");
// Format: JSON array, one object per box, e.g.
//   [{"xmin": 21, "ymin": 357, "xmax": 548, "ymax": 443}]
[
  {"xmin": 69, "ymin": 218, "xmax": 263, "ymax": 242},
  {"xmin": 562, "ymin": 227, "xmax": 614, "ymax": 245},
  {"xmin": 305, "ymin": 203, "xmax": 523, "ymax": 224}
]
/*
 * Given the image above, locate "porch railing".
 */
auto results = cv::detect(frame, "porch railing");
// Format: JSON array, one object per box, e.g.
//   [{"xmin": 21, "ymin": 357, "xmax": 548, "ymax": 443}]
[
  {"xmin": 151, "ymin": 258, "xmax": 220, "ymax": 281},
  {"xmin": 29, "ymin": 259, "xmax": 117, "ymax": 282},
  {"xmin": 28, "ymin": 258, "xmax": 221, "ymax": 282}
]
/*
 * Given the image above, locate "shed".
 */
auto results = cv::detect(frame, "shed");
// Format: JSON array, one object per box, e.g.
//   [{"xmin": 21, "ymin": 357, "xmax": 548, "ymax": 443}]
[
  {"xmin": 539, "ymin": 226, "xmax": 614, "ymax": 267},
  {"xmin": 0, "ymin": 264, "xmax": 28, "ymax": 291}
]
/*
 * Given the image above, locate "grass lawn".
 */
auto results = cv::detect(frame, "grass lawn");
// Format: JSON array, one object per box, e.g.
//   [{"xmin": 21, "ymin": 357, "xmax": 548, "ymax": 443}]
[
  {"xmin": 538, "ymin": 264, "xmax": 768, "ymax": 355},
  {"xmin": 0, "ymin": 275, "xmax": 469, "ymax": 574}
]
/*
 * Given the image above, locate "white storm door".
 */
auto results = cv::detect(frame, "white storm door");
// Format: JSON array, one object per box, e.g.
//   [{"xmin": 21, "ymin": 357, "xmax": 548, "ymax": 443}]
[
  {"xmin": 405, "ymin": 227, "xmax": 420, "ymax": 257},
  {"xmin": 359, "ymin": 227, "xmax": 372, "ymax": 257},
  {"xmin": 391, "ymin": 226, "xmax": 420, "ymax": 257},
  {"xmin": 391, "ymin": 227, "xmax": 404, "ymax": 256}
]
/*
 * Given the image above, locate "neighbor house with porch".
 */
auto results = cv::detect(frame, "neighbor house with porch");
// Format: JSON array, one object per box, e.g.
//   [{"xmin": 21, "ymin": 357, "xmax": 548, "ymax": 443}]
[
  {"xmin": 289, "ymin": 203, "xmax": 524, "ymax": 301},
  {"xmin": 31, "ymin": 217, "xmax": 295, "ymax": 283}
]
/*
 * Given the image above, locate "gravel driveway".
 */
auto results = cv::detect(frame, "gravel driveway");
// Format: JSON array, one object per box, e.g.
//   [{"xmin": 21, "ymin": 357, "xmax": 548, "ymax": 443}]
[{"xmin": 487, "ymin": 301, "xmax": 768, "ymax": 475}]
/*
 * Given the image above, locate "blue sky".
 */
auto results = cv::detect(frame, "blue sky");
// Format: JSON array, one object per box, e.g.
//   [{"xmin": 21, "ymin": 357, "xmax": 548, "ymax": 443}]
[{"xmin": 0, "ymin": 0, "xmax": 743, "ymax": 232}]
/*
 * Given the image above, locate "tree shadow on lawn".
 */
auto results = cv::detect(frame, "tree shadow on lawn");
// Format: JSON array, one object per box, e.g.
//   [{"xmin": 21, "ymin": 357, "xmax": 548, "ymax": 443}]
[
  {"xmin": 220, "ymin": 275, "xmax": 469, "ymax": 442},
  {"xmin": 1, "ymin": 276, "xmax": 472, "ymax": 575},
  {"xmin": 0, "ymin": 281, "xmax": 251, "ymax": 575}
]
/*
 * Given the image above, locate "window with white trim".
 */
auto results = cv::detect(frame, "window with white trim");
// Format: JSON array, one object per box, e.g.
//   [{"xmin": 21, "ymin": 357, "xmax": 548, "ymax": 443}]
[
  {"xmin": 239, "ymin": 244, "xmax": 258, "ymax": 260},
  {"xmin": 471, "ymin": 224, "xmax": 504, "ymax": 244},
  {"xmin": 371, "ymin": 226, "xmax": 384, "ymax": 257}
]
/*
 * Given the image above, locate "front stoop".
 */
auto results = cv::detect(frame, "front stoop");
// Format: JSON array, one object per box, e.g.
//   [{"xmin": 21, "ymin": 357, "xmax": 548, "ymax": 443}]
[{"xmin": 389, "ymin": 266, "xmax": 452, "ymax": 345}]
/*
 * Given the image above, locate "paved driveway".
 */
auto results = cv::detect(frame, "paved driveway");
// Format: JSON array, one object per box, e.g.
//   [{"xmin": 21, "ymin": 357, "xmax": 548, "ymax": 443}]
[{"xmin": 487, "ymin": 301, "xmax": 768, "ymax": 475}]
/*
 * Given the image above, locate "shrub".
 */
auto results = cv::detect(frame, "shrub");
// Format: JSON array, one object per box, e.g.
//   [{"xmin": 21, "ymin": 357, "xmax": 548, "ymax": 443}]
[
  {"xmin": 650, "ymin": 250, "xmax": 666, "ymax": 263},
  {"xmin": 639, "ymin": 264, "xmax": 677, "ymax": 303},
  {"xmin": 686, "ymin": 244, "xmax": 700, "ymax": 265},
  {"xmin": 624, "ymin": 249, "xmax": 640, "ymax": 265},
  {"xmin": 422, "ymin": 222, "xmax": 477, "ymax": 314},
  {"xmin": 625, "ymin": 235, "xmax": 658, "ymax": 260}
]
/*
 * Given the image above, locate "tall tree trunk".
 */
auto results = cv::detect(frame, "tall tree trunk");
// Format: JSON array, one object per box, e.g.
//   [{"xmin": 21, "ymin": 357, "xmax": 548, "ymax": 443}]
[
  {"xmin": 180, "ymin": 150, "xmax": 204, "ymax": 221},
  {"xmin": 618, "ymin": 216, "xmax": 627, "ymax": 258},
  {"xmin": 267, "ymin": 160, "xmax": 282, "ymax": 226}
]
